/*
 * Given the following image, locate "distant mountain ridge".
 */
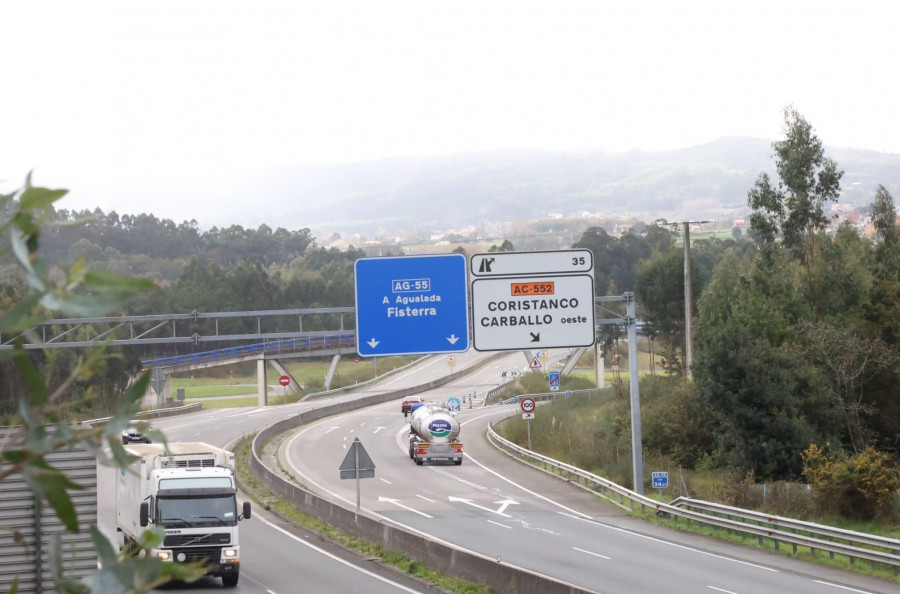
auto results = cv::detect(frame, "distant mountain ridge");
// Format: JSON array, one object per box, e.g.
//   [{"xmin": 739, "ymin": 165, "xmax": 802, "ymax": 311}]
[{"xmin": 234, "ymin": 137, "xmax": 900, "ymax": 237}]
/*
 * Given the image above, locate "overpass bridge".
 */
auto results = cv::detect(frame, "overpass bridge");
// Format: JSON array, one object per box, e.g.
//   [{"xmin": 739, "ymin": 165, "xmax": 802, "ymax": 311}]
[
  {"xmin": 2, "ymin": 296, "xmax": 639, "ymax": 408},
  {"xmin": 0, "ymin": 307, "xmax": 358, "ymax": 407}
]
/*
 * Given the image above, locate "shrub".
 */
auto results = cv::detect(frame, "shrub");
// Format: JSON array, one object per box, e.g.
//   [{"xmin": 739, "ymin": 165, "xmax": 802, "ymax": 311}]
[{"xmin": 802, "ymin": 444, "xmax": 900, "ymax": 520}]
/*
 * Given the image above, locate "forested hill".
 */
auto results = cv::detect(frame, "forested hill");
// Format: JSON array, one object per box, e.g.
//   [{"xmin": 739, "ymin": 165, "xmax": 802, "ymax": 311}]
[{"xmin": 237, "ymin": 137, "xmax": 900, "ymax": 235}]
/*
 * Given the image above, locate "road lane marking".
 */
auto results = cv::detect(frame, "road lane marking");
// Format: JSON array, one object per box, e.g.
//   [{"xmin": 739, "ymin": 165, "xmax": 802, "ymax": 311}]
[
  {"xmin": 252, "ymin": 513, "xmax": 423, "ymax": 593},
  {"xmin": 373, "ymin": 426, "xmax": 386, "ymax": 434},
  {"xmin": 559, "ymin": 512, "xmax": 778, "ymax": 572},
  {"xmin": 379, "ymin": 497, "xmax": 433, "ymax": 518},
  {"xmin": 448, "ymin": 496, "xmax": 513, "ymax": 517},
  {"xmin": 814, "ymin": 581, "xmax": 876, "ymax": 594},
  {"xmin": 488, "ymin": 520, "xmax": 511, "ymax": 529},
  {"xmin": 324, "ymin": 426, "xmax": 341, "ymax": 434},
  {"xmin": 707, "ymin": 587, "xmax": 737, "ymax": 594},
  {"xmin": 380, "ymin": 478, "xmax": 393, "ymax": 485},
  {"xmin": 416, "ymin": 495, "xmax": 435, "ymax": 502},
  {"xmin": 573, "ymin": 547, "xmax": 610, "ymax": 560}
]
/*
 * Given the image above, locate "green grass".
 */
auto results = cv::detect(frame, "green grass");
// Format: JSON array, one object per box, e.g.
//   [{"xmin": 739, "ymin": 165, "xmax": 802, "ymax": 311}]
[
  {"xmin": 194, "ymin": 397, "xmax": 260, "ymax": 409},
  {"xmin": 233, "ymin": 435, "xmax": 490, "ymax": 594},
  {"xmin": 181, "ymin": 385, "xmax": 255, "ymax": 398}
]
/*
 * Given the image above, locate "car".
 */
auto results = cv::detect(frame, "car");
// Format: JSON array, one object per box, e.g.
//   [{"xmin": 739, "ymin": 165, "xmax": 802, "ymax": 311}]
[
  {"xmin": 401, "ymin": 396, "xmax": 423, "ymax": 416},
  {"xmin": 121, "ymin": 425, "xmax": 151, "ymax": 444}
]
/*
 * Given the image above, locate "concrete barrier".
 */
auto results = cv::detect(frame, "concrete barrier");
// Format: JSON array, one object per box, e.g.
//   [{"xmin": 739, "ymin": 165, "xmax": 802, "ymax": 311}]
[{"xmin": 246, "ymin": 360, "xmax": 594, "ymax": 594}]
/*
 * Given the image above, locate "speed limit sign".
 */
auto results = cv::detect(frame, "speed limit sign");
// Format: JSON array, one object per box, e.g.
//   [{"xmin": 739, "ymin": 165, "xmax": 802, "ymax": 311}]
[{"xmin": 520, "ymin": 397, "xmax": 536, "ymax": 414}]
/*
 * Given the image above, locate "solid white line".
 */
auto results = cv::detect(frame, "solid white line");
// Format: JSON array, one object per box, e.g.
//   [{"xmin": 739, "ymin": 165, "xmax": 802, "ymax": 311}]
[
  {"xmin": 380, "ymin": 478, "xmax": 392, "ymax": 485},
  {"xmin": 416, "ymin": 495, "xmax": 435, "ymax": 503},
  {"xmin": 253, "ymin": 513, "xmax": 423, "ymax": 593},
  {"xmin": 707, "ymin": 586, "xmax": 738, "ymax": 594},
  {"xmin": 487, "ymin": 520, "xmax": 511, "ymax": 529},
  {"xmin": 558, "ymin": 512, "xmax": 779, "ymax": 572},
  {"xmin": 814, "ymin": 581, "xmax": 876, "ymax": 594},
  {"xmin": 573, "ymin": 547, "xmax": 610, "ymax": 560}
]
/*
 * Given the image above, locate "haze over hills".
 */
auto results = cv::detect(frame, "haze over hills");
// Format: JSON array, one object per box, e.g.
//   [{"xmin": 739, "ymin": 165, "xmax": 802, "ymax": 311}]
[{"xmin": 224, "ymin": 137, "xmax": 900, "ymax": 238}]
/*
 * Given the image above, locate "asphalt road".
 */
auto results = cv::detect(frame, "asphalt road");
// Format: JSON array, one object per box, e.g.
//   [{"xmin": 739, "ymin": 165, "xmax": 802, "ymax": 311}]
[
  {"xmin": 280, "ymin": 361, "xmax": 897, "ymax": 594},
  {"xmin": 97, "ymin": 351, "xmax": 502, "ymax": 593}
]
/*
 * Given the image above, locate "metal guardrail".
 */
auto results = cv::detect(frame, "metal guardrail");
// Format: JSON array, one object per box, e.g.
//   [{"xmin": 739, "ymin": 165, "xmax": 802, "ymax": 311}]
[
  {"xmin": 487, "ymin": 422, "xmax": 900, "ymax": 575},
  {"xmin": 141, "ymin": 333, "xmax": 356, "ymax": 369},
  {"xmin": 489, "ymin": 386, "xmax": 614, "ymax": 406}
]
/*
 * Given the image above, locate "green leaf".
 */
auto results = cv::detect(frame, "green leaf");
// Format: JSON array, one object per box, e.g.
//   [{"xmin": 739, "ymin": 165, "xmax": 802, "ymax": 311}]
[
  {"xmin": 91, "ymin": 525, "xmax": 118, "ymax": 567},
  {"xmin": 25, "ymin": 458, "xmax": 83, "ymax": 532},
  {"xmin": 40, "ymin": 293, "xmax": 133, "ymax": 317},
  {"xmin": 84, "ymin": 269, "xmax": 158, "ymax": 292},
  {"xmin": 15, "ymin": 351, "xmax": 49, "ymax": 404},
  {"xmin": 18, "ymin": 186, "xmax": 68, "ymax": 210},
  {"xmin": 0, "ymin": 292, "xmax": 44, "ymax": 332}
]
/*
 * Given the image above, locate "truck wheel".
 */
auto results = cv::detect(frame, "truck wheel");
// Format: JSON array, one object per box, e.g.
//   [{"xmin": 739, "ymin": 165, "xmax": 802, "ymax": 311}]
[
  {"xmin": 222, "ymin": 573, "xmax": 239, "ymax": 587},
  {"xmin": 454, "ymin": 459, "xmax": 463, "ymax": 465},
  {"xmin": 415, "ymin": 458, "xmax": 424, "ymax": 466}
]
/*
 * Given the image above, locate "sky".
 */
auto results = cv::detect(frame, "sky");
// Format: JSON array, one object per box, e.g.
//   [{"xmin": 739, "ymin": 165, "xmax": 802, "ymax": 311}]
[{"xmin": 2, "ymin": 1, "xmax": 899, "ymax": 228}]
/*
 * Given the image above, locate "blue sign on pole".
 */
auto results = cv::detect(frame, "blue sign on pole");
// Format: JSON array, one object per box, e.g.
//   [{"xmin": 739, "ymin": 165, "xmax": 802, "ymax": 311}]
[
  {"xmin": 651, "ymin": 471, "xmax": 669, "ymax": 489},
  {"xmin": 355, "ymin": 254, "xmax": 470, "ymax": 357},
  {"xmin": 548, "ymin": 371, "xmax": 560, "ymax": 391}
]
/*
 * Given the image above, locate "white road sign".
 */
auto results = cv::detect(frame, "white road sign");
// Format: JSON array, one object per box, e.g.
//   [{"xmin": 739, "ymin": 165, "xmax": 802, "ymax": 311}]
[
  {"xmin": 472, "ymin": 274, "xmax": 595, "ymax": 351},
  {"xmin": 520, "ymin": 397, "xmax": 536, "ymax": 413},
  {"xmin": 471, "ymin": 249, "xmax": 593, "ymax": 277}
]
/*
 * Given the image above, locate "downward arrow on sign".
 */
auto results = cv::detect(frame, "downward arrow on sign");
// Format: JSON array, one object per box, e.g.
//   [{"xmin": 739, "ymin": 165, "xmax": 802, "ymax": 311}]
[
  {"xmin": 367, "ymin": 338, "xmax": 380, "ymax": 348},
  {"xmin": 447, "ymin": 334, "xmax": 460, "ymax": 344}
]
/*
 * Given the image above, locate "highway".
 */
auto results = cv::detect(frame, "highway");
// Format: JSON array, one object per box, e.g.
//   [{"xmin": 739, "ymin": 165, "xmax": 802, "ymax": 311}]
[
  {"xmin": 279, "ymin": 358, "xmax": 896, "ymax": 594},
  {"xmin": 96, "ymin": 351, "xmax": 504, "ymax": 593},
  {"xmin": 98, "ymin": 350, "xmax": 896, "ymax": 593}
]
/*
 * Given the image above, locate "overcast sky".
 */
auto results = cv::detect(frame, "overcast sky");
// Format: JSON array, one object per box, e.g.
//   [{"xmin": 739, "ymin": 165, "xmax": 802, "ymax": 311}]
[{"xmin": 2, "ymin": 1, "xmax": 898, "ymax": 227}]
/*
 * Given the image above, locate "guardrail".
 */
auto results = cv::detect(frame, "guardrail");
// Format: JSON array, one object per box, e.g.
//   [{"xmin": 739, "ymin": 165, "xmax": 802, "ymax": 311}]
[
  {"xmin": 491, "ymin": 386, "xmax": 614, "ymax": 406},
  {"xmin": 80, "ymin": 402, "xmax": 204, "ymax": 427},
  {"xmin": 141, "ymin": 333, "xmax": 356, "ymax": 368},
  {"xmin": 487, "ymin": 422, "xmax": 900, "ymax": 575}
]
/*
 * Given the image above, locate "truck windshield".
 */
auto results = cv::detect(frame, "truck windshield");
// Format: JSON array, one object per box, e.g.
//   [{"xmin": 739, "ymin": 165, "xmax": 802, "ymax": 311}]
[{"xmin": 157, "ymin": 494, "xmax": 237, "ymax": 527}]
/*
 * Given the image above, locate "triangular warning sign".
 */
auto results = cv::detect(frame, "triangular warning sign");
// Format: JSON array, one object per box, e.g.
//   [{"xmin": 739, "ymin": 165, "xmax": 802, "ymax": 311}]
[
  {"xmin": 530, "ymin": 356, "xmax": 542, "ymax": 369},
  {"xmin": 340, "ymin": 437, "xmax": 376, "ymax": 479}
]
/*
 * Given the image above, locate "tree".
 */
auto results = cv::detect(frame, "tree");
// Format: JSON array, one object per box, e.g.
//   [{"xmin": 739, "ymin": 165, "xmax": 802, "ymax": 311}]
[
  {"xmin": 748, "ymin": 107, "xmax": 843, "ymax": 315},
  {"xmin": 0, "ymin": 175, "xmax": 204, "ymax": 591}
]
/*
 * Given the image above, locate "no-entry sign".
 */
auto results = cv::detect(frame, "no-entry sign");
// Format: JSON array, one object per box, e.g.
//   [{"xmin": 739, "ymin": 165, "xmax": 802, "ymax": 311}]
[{"xmin": 279, "ymin": 375, "xmax": 290, "ymax": 386}]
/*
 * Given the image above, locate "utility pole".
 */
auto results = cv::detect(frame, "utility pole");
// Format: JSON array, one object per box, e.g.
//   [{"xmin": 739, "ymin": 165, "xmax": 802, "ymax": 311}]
[{"xmin": 657, "ymin": 219, "xmax": 713, "ymax": 380}]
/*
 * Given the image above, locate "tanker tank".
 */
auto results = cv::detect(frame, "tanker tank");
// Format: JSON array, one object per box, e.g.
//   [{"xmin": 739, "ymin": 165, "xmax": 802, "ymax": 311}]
[{"xmin": 408, "ymin": 403, "xmax": 463, "ymax": 465}]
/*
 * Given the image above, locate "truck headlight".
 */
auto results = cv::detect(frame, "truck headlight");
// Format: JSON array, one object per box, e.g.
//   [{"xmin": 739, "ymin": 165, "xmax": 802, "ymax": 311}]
[
  {"xmin": 222, "ymin": 548, "xmax": 238, "ymax": 559},
  {"xmin": 156, "ymin": 551, "xmax": 171, "ymax": 561}
]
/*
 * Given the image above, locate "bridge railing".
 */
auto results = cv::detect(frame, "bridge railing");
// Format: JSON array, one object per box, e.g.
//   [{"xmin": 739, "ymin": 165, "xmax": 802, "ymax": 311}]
[{"xmin": 141, "ymin": 332, "xmax": 356, "ymax": 369}]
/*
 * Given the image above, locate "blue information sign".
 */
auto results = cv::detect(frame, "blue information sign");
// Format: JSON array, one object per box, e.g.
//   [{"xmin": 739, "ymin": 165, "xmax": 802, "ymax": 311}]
[
  {"xmin": 549, "ymin": 371, "xmax": 560, "ymax": 391},
  {"xmin": 651, "ymin": 471, "xmax": 669, "ymax": 489},
  {"xmin": 355, "ymin": 254, "xmax": 470, "ymax": 357}
]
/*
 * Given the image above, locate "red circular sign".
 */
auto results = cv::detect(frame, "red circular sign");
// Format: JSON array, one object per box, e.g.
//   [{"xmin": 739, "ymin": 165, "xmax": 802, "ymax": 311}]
[
  {"xmin": 520, "ymin": 397, "xmax": 536, "ymax": 413},
  {"xmin": 279, "ymin": 375, "xmax": 290, "ymax": 386}
]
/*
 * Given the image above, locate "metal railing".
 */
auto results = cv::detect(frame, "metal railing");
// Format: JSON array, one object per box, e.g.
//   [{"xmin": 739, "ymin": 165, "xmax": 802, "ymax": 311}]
[
  {"xmin": 487, "ymin": 422, "xmax": 900, "ymax": 575},
  {"xmin": 141, "ymin": 333, "xmax": 355, "ymax": 368}
]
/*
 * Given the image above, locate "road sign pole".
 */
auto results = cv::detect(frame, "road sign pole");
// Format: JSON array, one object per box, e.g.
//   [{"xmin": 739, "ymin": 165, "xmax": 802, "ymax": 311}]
[
  {"xmin": 627, "ymin": 293, "xmax": 644, "ymax": 495},
  {"xmin": 527, "ymin": 418, "xmax": 532, "ymax": 450},
  {"xmin": 355, "ymin": 445, "xmax": 360, "ymax": 521}
]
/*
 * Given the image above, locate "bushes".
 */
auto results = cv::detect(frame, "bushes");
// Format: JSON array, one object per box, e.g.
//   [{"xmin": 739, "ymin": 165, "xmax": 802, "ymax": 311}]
[{"xmin": 802, "ymin": 444, "xmax": 900, "ymax": 520}]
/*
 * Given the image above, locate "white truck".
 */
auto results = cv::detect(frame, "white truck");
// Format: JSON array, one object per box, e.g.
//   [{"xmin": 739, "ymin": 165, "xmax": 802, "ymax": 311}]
[
  {"xmin": 408, "ymin": 403, "xmax": 463, "ymax": 465},
  {"xmin": 116, "ymin": 442, "xmax": 251, "ymax": 588}
]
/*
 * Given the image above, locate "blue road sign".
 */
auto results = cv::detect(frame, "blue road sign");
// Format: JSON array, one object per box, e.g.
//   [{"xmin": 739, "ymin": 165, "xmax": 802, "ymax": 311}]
[
  {"xmin": 549, "ymin": 371, "xmax": 560, "ymax": 391},
  {"xmin": 355, "ymin": 254, "xmax": 469, "ymax": 357},
  {"xmin": 447, "ymin": 397, "xmax": 461, "ymax": 411},
  {"xmin": 651, "ymin": 471, "xmax": 669, "ymax": 489}
]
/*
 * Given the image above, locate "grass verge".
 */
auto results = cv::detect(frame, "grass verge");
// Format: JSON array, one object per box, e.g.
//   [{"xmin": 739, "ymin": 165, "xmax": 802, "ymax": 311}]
[{"xmin": 233, "ymin": 433, "xmax": 491, "ymax": 594}]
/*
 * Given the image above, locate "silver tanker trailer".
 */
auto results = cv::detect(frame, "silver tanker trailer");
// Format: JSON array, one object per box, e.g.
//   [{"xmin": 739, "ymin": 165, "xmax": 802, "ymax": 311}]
[{"xmin": 407, "ymin": 403, "xmax": 463, "ymax": 466}]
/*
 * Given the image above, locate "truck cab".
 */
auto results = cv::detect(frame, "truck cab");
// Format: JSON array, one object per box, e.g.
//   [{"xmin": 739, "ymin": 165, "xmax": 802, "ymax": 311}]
[{"xmin": 117, "ymin": 443, "xmax": 250, "ymax": 588}]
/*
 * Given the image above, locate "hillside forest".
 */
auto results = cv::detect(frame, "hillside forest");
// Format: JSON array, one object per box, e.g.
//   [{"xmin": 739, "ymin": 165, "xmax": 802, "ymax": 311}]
[{"xmin": 1, "ymin": 108, "xmax": 899, "ymax": 519}]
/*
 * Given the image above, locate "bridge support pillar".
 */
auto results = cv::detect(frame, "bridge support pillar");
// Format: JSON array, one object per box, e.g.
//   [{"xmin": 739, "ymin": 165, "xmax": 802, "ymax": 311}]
[
  {"xmin": 257, "ymin": 358, "xmax": 267, "ymax": 406},
  {"xmin": 324, "ymin": 354, "xmax": 341, "ymax": 390}
]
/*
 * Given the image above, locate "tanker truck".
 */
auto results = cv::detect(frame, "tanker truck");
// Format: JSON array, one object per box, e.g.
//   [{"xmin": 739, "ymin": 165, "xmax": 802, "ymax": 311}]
[
  {"xmin": 116, "ymin": 442, "xmax": 251, "ymax": 588},
  {"xmin": 408, "ymin": 403, "xmax": 463, "ymax": 465}
]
